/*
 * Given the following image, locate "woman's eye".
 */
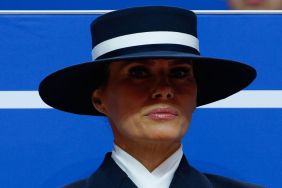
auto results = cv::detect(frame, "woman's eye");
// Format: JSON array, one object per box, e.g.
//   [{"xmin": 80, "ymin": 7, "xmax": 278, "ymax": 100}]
[
  {"xmin": 128, "ymin": 66, "xmax": 150, "ymax": 78},
  {"xmin": 170, "ymin": 67, "xmax": 192, "ymax": 78}
]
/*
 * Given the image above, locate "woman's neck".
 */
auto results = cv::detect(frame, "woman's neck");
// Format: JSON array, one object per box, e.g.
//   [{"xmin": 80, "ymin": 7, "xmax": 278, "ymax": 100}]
[{"xmin": 114, "ymin": 140, "xmax": 181, "ymax": 172}]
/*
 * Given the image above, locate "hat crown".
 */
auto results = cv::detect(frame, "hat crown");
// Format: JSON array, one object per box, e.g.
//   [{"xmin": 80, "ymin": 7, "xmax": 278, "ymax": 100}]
[
  {"xmin": 90, "ymin": 6, "xmax": 199, "ymax": 60},
  {"xmin": 91, "ymin": 6, "xmax": 197, "ymax": 47}
]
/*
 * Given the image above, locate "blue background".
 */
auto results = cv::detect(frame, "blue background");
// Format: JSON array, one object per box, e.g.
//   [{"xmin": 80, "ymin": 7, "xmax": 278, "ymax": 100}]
[
  {"xmin": 0, "ymin": 0, "xmax": 229, "ymax": 10},
  {"xmin": 0, "ymin": 12, "xmax": 281, "ymax": 188}
]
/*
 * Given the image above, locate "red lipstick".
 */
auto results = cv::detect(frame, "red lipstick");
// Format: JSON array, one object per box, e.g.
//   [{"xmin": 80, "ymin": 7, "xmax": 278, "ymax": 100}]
[{"xmin": 145, "ymin": 107, "xmax": 178, "ymax": 120}]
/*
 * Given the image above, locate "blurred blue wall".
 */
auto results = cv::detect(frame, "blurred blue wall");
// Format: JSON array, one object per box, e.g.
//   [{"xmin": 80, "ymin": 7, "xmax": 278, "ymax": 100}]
[{"xmin": 0, "ymin": 0, "xmax": 229, "ymax": 10}]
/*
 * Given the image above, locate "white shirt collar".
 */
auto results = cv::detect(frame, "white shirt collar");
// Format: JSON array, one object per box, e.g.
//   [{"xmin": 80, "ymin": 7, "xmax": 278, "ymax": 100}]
[{"xmin": 111, "ymin": 144, "xmax": 183, "ymax": 188}]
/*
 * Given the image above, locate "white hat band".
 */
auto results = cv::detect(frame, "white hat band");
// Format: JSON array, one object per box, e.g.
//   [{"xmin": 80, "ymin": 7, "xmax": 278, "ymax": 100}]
[{"xmin": 92, "ymin": 31, "xmax": 199, "ymax": 60}]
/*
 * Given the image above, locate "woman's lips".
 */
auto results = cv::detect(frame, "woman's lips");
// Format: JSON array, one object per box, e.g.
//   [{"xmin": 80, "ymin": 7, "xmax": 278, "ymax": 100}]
[{"xmin": 145, "ymin": 107, "xmax": 178, "ymax": 120}]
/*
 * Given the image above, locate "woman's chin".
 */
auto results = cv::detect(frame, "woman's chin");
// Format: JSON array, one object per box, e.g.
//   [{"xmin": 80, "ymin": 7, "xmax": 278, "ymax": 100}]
[
  {"xmin": 138, "ymin": 119, "xmax": 188, "ymax": 141},
  {"xmin": 142, "ymin": 127, "xmax": 185, "ymax": 142}
]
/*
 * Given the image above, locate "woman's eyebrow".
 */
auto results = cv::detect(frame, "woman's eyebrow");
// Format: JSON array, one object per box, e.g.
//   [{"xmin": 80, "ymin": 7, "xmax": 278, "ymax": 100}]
[
  {"xmin": 114, "ymin": 61, "xmax": 147, "ymax": 72},
  {"xmin": 118, "ymin": 60, "xmax": 153, "ymax": 68},
  {"xmin": 169, "ymin": 61, "xmax": 193, "ymax": 67}
]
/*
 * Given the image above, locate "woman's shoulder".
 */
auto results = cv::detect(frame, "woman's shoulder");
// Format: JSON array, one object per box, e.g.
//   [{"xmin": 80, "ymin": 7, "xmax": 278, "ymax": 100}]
[{"xmin": 204, "ymin": 173, "xmax": 265, "ymax": 188}]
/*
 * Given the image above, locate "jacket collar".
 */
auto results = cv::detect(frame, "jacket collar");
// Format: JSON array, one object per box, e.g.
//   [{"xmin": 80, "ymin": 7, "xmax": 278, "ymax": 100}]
[
  {"xmin": 87, "ymin": 152, "xmax": 213, "ymax": 188},
  {"xmin": 170, "ymin": 155, "xmax": 213, "ymax": 188},
  {"xmin": 87, "ymin": 153, "xmax": 137, "ymax": 188}
]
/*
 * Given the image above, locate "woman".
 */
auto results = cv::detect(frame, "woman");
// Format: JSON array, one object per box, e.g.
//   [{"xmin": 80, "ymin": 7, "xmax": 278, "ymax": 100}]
[{"xmin": 39, "ymin": 6, "xmax": 263, "ymax": 188}]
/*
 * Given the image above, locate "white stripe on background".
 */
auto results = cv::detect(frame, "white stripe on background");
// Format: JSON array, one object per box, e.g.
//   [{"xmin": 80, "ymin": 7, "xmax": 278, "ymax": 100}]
[
  {"xmin": 0, "ymin": 91, "xmax": 50, "ymax": 109},
  {"xmin": 200, "ymin": 90, "xmax": 282, "ymax": 108},
  {"xmin": 92, "ymin": 31, "xmax": 199, "ymax": 60},
  {"xmin": 0, "ymin": 90, "xmax": 281, "ymax": 109}
]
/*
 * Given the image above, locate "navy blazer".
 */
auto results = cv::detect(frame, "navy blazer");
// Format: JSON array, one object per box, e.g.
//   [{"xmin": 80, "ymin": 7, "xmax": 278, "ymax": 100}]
[{"xmin": 63, "ymin": 153, "xmax": 264, "ymax": 188}]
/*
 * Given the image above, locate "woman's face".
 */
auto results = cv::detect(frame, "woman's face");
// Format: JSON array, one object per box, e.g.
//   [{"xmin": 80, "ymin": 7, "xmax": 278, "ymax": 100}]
[{"xmin": 92, "ymin": 59, "xmax": 197, "ymax": 144}]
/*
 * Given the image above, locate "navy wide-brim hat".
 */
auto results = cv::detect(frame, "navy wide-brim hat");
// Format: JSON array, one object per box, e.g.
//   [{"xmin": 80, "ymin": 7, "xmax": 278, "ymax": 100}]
[{"xmin": 39, "ymin": 6, "xmax": 256, "ymax": 116}]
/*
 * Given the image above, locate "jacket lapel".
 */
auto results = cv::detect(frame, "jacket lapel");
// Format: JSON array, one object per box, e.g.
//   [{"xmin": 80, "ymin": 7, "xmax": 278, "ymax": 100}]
[
  {"xmin": 87, "ymin": 153, "xmax": 137, "ymax": 188},
  {"xmin": 170, "ymin": 155, "xmax": 213, "ymax": 188}
]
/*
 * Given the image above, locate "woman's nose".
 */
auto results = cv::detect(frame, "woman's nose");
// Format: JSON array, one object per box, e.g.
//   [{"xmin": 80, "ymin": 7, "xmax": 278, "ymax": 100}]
[
  {"xmin": 151, "ymin": 77, "xmax": 174, "ymax": 100},
  {"xmin": 152, "ymin": 86, "xmax": 174, "ymax": 100}
]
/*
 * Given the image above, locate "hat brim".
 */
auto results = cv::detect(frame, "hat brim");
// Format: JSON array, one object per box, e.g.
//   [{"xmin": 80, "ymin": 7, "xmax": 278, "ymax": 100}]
[{"xmin": 39, "ymin": 51, "xmax": 256, "ymax": 116}]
